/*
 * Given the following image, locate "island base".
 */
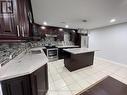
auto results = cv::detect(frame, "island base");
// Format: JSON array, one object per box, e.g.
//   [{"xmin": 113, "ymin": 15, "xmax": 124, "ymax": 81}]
[{"xmin": 64, "ymin": 52, "xmax": 94, "ymax": 71}]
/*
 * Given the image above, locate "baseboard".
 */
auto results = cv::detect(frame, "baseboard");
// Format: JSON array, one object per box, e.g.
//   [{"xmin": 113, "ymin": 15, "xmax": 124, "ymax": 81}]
[{"xmin": 95, "ymin": 57, "xmax": 127, "ymax": 68}]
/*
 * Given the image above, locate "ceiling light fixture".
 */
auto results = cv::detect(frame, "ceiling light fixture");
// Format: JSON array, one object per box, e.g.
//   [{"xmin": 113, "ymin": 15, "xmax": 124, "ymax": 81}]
[
  {"xmin": 110, "ymin": 19, "xmax": 116, "ymax": 23},
  {"xmin": 72, "ymin": 30, "xmax": 75, "ymax": 33},
  {"xmin": 43, "ymin": 21, "xmax": 48, "ymax": 25},
  {"xmin": 65, "ymin": 25, "xmax": 69, "ymax": 28},
  {"xmin": 59, "ymin": 28, "xmax": 63, "ymax": 31},
  {"xmin": 41, "ymin": 26, "xmax": 46, "ymax": 29}
]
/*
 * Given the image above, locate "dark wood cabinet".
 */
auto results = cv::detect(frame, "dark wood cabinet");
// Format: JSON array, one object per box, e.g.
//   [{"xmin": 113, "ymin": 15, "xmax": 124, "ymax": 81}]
[
  {"xmin": 17, "ymin": 0, "xmax": 33, "ymax": 38},
  {"xmin": 64, "ymin": 51, "xmax": 94, "ymax": 71},
  {"xmin": 1, "ymin": 64, "xmax": 48, "ymax": 95},
  {"xmin": 0, "ymin": 0, "xmax": 18, "ymax": 39},
  {"xmin": 30, "ymin": 64, "xmax": 48, "ymax": 95},
  {"xmin": 58, "ymin": 47, "xmax": 79, "ymax": 59},
  {"xmin": 57, "ymin": 31, "xmax": 64, "ymax": 41},
  {"xmin": 70, "ymin": 31, "xmax": 81, "ymax": 47},
  {"xmin": 1, "ymin": 75, "xmax": 31, "ymax": 95},
  {"xmin": 0, "ymin": 0, "xmax": 34, "ymax": 41},
  {"xmin": 32, "ymin": 24, "xmax": 64, "ymax": 41}
]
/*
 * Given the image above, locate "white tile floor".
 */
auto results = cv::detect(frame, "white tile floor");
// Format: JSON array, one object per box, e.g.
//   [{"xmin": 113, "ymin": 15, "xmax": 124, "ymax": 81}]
[{"xmin": 47, "ymin": 58, "xmax": 127, "ymax": 95}]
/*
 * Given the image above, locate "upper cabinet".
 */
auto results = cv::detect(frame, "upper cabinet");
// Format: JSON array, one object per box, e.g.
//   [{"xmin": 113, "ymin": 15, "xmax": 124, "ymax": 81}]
[
  {"xmin": 32, "ymin": 23, "xmax": 64, "ymax": 41},
  {"xmin": 0, "ymin": 0, "xmax": 18, "ymax": 39},
  {"xmin": 0, "ymin": 0, "xmax": 34, "ymax": 41},
  {"xmin": 17, "ymin": 0, "xmax": 34, "ymax": 38}
]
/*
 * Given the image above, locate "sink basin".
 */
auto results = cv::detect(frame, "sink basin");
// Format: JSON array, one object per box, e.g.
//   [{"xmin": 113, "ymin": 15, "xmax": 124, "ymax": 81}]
[{"xmin": 30, "ymin": 50, "xmax": 42, "ymax": 54}]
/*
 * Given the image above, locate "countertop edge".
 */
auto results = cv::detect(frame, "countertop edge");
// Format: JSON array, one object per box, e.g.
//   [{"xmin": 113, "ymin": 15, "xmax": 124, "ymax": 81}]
[
  {"xmin": 63, "ymin": 48, "xmax": 97, "ymax": 54},
  {"xmin": 0, "ymin": 47, "xmax": 48, "ymax": 81}
]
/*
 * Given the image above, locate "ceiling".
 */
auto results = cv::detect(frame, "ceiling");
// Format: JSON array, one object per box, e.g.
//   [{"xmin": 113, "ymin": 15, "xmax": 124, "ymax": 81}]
[{"xmin": 31, "ymin": 0, "xmax": 127, "ymax": 29}]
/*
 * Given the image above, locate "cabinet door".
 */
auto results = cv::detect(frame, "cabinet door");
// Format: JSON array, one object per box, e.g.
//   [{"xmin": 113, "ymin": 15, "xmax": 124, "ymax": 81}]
[
  {"xmin": 0, "ymin": 0, "xmax": 18, "ymax": 38},
  {"xmin": 1, "ymin": 76, "xmax": 31, "ymax": 95},
  {"xmin": 57, "ymin": 31, "xmax": 64, "ymax": 41},
  {"xmin": 17, "ymin": 0, "xmax": 33, "ymax": 38},
  {"xmin": 31, "ymin": 64, "xmax": 48, "ymax": 95}
]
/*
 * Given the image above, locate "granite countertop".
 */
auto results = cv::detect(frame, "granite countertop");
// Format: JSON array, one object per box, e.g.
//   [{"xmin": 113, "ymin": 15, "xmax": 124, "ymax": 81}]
[
  {"xmin": 0, "ymin": 47, "xmax": 48, "ymax": 81},
  {"xmin": 63, "ymin": 48, "xmax": 96, "ymax": 54},
  {"xmin": 56, "ymin": 45, "xmax": 79, "ymax": 48}
]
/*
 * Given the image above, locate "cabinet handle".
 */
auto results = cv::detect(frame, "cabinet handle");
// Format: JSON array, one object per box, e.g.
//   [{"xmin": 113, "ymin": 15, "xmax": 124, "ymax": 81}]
[
  {"xmin": 22, "ymin": 26, "xmax": 25, "ymax": 37},
  {"xmin": 17, "ymin": 25, "xmax": 20, "ymax": 37}
]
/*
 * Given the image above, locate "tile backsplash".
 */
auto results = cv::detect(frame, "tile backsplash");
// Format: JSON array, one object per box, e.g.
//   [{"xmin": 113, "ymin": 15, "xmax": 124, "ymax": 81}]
[{"xmin": 0, "ymin": 38, "xmax": 74, "ymax": 66}]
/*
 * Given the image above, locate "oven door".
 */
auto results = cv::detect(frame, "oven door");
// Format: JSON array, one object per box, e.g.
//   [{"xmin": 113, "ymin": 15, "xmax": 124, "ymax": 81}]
[{"xmin": 47, "ymin": 48, "xmax": 58, "ymax": 58}]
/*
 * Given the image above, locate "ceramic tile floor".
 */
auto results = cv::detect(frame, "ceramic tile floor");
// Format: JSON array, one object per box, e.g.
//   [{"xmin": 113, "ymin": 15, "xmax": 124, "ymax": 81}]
[{"xmin": 47, "ymin": 58, "xmax": 127, "ymax": 95}]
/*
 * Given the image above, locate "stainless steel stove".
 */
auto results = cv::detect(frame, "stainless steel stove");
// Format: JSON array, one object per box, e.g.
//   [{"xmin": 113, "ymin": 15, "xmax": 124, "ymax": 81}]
[{"xmin": 45, "ymin": 46, "xmax": 58, "ymax": 62}]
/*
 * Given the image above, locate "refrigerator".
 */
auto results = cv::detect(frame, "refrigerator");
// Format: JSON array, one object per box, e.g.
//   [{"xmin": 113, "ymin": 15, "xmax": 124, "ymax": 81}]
[
  {"xmin": 78, "ymin": 28, "xmax": 89, "ymax": 48},
  {"xmin": 81, "ymin": 35, "xmax": 89, "ymax": 48}
]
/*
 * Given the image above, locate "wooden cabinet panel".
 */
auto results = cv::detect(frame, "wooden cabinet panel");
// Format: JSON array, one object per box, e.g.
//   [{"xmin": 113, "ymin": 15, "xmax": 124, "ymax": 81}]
[
  {"xmin": 31, "ymin": 64, "xmax": 48, "ymax": 95},
  {"xmin": 1, "ymin": 76, "xmax": 31, "ymax": 95},
  {"xmin": 0, "ymin": 0, "xmax": 18, "ymax": 38},
  {"xmin": 57, "ymin": 31, "xmax": 64, "ymax": 41},
  {"xmin": 1, "ymin": 64, "xmax": 48, "ymax": 95},
  {"xmin": 0, "ymin": 0, "xmax": 34, "ymax": 41},
  {"xmin": 17, "ymin": 0, "xmax": 30, "ymax": 38}
]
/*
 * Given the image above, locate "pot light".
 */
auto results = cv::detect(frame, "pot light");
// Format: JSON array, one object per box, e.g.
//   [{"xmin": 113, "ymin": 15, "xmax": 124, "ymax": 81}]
[
  {"xmin": 110, "ymin": 19, "xmax": 116, "ymax": 23},
  {"xmin": 59, "ymin": 28, "xmax": 63, "ymax": 31},
  {"xmin": 72, "ymin": 30, "xmax": 75, "ymax": 33},
  {"xmin": 43, "ymin": 21, "xmax": 48, "ymax": 25},
  {"xmin": 65, "ymin": 25, "xmax": 69, "ymax": 28},
  {"xmin": 41, "ymin": 26, "xmax": 46, "ymax": 29}
]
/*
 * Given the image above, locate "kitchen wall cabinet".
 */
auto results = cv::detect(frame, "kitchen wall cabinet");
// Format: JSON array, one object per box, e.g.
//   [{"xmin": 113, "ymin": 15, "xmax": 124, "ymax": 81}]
[
  {"xmin": 17, "ymin": 0, "xmax": 34, "ymax": 38},
  {"xmin": 0, "ymin": 0, "xmax": 34, "ymax": 41},
  {"xmin": 32, "ymin": 23, "xmax": 80, "ymax": 43},
  {"xmin": 1, "ymin": 64, "xmax": 48, "ymax": 95},
  {"xmin": 0, "ymin": 0, "xmax": 18, "ymax": 39},
  {"xmin": 69, "ymin": 31, "xmax": 81, "ymax": 47},
  {"xmin": 32, "ymin": 23, "xmax": 64, "ymax": 41}
]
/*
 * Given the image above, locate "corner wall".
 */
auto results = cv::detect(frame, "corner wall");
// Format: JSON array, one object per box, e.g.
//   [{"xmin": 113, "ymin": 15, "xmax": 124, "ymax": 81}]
[{"xmin": 89, "ymin": 23, "xmax": 127, "ymax": 65}]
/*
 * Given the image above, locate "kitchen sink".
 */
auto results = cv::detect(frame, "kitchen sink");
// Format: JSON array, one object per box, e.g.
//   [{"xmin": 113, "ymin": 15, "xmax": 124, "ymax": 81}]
[{"xmin": 30, "ymin": 50, "xmax": 42, "ymax": 54}]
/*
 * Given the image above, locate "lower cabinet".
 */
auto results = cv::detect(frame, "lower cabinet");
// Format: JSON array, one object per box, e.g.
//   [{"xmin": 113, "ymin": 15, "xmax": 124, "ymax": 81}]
[
  {"xmin": 30, "ymin": 64, "xmax": 48, "ymax": 95},
  {"xmin": 1, "ymin": 76, "xmax": 31, "ymax": 95},
  {"xmin": 1, "ymin": 64, "xmax": 48, "ymax": 95}
]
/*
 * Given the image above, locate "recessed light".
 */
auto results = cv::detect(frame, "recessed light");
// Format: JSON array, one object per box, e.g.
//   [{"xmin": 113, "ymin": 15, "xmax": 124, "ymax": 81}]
[
  {"xmin": 65, "ymin": 25, "xmax": 69, "ymax": 28},
  {"xmin": 110, "ymin": 19, "xmax": 116, "ymax": 23},
  {"xmin": 59, "ymin": 28, "xmax": 63, "ymax": 31},
  {"xmin": 72, "ymin": 30, "xmax": 75, "ymax": 32},
  {"xmin": 41, "ymin": 26, "xmax": 46, "ymax": 29},
  {"xmin": 43, "ymin": 21, "xmax": 48, "ymax": 25}
]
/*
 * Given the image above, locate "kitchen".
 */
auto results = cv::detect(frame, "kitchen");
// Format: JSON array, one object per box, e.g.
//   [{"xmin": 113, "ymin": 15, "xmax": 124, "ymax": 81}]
[{"xmin": 1, "ymin": 0, "xmax": 127, "ymax": 95}]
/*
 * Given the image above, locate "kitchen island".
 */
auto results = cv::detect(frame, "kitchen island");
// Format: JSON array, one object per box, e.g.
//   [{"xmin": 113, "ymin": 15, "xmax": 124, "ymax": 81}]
[
  {"xmin": 0, "ymin": 48, "xmax": 49, "ymax": 95},
  {"xmin": 63, "ymin": 48, "xmax": 95, "ymax": 71}
]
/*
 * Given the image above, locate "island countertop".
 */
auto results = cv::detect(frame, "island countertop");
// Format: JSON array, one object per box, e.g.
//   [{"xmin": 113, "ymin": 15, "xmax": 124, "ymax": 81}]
[
  {"xmin": 0, "ymin": 47, "xmax": 48, "ymax": 81},
  {"xmin": 56, "ymin": 45, "xmax": 79, "ymax": 48},
  {"xmin": 63, "ymin": 48, "xmax": 96, "ymax": 54}
]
